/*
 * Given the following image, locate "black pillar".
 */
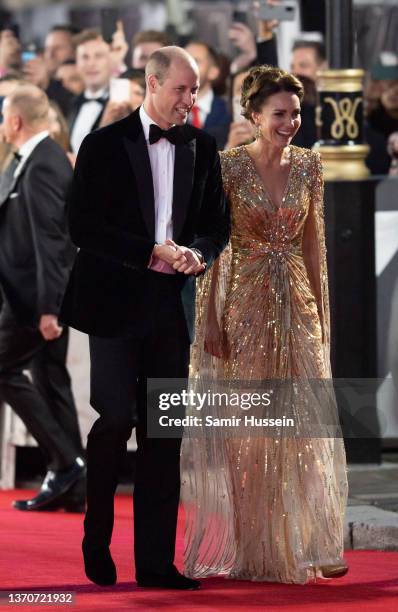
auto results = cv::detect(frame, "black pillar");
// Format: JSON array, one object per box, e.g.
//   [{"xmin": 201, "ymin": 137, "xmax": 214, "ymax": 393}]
[
  {"xmin": 319, "ymin": 1, "xmax": 379, "ymax": 462},
  {"xmin": 326, "ymin": 0, "xmax": 353, "ymax": 68}
]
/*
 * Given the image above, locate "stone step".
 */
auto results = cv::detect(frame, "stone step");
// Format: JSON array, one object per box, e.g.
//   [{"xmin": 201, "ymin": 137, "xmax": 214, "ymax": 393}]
[{"xmin": 345, "ymin": 504, "xmax": 398, "ymax": 551}]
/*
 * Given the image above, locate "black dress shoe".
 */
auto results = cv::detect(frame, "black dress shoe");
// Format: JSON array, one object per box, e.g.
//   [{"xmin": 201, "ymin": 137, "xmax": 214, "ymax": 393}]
[
  {"xmin": 136, "ymin": 565, "xmax": 200, "ymax": 590},
  {"xmin": 13, "ymin": 457, "xmax": 86, "ymax": 512},
  {"xmin": 42, "ymin": 473, "xmax": 87, "ymax": 513},
  {"xmin": 82, "ymin": 538, "xmax": 117, "ymax": 586}
]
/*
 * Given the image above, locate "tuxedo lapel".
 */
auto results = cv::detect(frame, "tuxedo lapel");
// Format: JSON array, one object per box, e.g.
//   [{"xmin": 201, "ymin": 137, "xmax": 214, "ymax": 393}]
[
  {"xmin": 122, "ymin": 116, "xmax": 155, "ymax": 239},
  {"xmin": 0, "ymin": 157, "xmax": 30, "ymax": 209},
  {"xmin": 91, "ymin": 99, "xmax": 108, "ymax": 131},
  {"xmin": 68, "ymin": 94, "xmax": 108, "ymax": 134},
  {"xmin": 172, "ymin": 138, "xmax": 196, "ymax": 240},
  {"xmin": 68, "ymin": 94, "xmax": 83, "ymax": 132}
]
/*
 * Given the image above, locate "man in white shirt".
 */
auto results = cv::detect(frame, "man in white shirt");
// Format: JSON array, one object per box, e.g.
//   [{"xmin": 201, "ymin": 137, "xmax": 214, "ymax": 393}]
[
  {"xmin": 69, "ymin": 30, "xmax": 113, "ymax": 154},
  {"xmin": 185, "ymin": 40, "xmax": 231, "ymax": 149},
  {"xmin": 61, "ymin": 46, "xmax": 230, "ymax": 590}
]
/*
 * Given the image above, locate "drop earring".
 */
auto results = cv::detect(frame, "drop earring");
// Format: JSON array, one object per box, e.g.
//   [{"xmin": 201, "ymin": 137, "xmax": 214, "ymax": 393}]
[{"xmin": 255, "ymin": 124, "xmax": 262, "ymax": 140}]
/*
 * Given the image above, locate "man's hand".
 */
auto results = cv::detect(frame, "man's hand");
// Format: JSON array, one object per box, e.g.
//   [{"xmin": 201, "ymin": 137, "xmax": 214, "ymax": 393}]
[
  {"xmin": 39, "ymin": 314, "xmax": 63, "ymax": 341},
  {"xmin": 252, "ymin": 0, "xmax": 280, "ymax": 40},
  {"xmin": 110, "ymin": 20, "xmax": 129, "ymax": 73},
  {"xmin": 166, "ymin": 239, "xmax": 206, "ymax": 275},
  {"xmin": 23, "ymin": 56, "xmax": 50, "ymax": 89},
  {"xmin": 99, "ymin": 101, "xmax": 132, "ymax": 128},
  {"xmin": 153, "ymin": 242, "xmax": 185, "ymax": 266},
  {"xmin": 229, "ymin": 22, "xmax": 257, "ymax": 74},
  {"xmin": 0, "ymin": 29, "xmax": 21, "ymax": 71}
]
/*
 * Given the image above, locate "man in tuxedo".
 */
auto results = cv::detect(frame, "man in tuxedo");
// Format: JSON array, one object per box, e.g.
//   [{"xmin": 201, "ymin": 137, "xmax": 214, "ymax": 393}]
[
  {"xmin": 60, "ymin": 46, "xmax": 229, "ymax": 589},
  {"xmin": 185, "ymin": 41, "xmax": 231, "ymax": 149},
  {"xmin": 0, "ymin": 84, "xmax": 85, "ymax": 511},
  {"xmin": 69, "ymin": 29, "xmax": 113, "ymax": 154}
]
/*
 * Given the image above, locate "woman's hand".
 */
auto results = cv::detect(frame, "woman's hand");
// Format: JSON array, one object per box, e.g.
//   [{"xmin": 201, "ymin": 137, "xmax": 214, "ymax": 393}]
[{"xmin": 204, "ymin": 319, "xmax": 228, "ymax": 358}]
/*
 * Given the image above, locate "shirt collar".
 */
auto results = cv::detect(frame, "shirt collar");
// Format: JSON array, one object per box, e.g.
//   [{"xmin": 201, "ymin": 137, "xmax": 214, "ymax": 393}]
[
  {"xmin": 18, "ymin": 131, "xmax": 49, "ymax": 160},
  {"xmin": 196, "ymin": 89, "xmax": 214, "ymax": 115},
  {"xmin": 83, "ymin": 87, "xmax": 108, "ymax": 100}
]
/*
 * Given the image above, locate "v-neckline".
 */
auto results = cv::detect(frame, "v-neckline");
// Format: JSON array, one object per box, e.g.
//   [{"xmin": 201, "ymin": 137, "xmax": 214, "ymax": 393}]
[{"xmin": 243, "ymin": 145, "xmax": 294, "ymax": 210}]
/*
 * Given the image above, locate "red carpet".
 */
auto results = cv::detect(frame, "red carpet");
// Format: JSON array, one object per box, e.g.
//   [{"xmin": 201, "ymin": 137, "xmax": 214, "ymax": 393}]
[{"xmin": 1, "ymin": 489, "xmax": 398, "ymax": 611}]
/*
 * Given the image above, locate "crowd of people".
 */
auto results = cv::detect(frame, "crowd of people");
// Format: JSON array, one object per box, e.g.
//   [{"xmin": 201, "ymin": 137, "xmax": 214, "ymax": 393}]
[
  {"xmin": 0, "ymin": 15, "xmax": 397, "ymax": 173},
  {"xmin": 0, "ymin": 5, "xmax": 395, "ymax": 592}
]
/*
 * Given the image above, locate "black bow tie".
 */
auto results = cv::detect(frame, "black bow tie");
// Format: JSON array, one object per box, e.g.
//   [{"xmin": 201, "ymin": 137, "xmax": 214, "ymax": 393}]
[
  {"xmin": 81, "ymin": 95, "xmax": 108, "ymax": 105},
  {"xmin": 149, "ymin": 124, "xmax": 186, "ymax": 146}
]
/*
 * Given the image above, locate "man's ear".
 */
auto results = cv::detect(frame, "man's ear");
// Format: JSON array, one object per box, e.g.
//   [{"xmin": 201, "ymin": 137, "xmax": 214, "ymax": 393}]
[
  {"xmin": 147, "ymin": 74, "xmax": 158, "ymax": 93},
  {"xmin": 12, "ymin": 114, "xmax": 22, "ymax": 132}
]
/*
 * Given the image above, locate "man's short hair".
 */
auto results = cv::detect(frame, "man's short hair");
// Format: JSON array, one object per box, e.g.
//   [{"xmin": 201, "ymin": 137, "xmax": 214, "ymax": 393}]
[
  {"xmin": 146, "ymin": 47, "xmax": 197, "ymax": 85},
  {"xmin": 132, "ymin": 30, "xmax": 171, "ymax": 49},
  {"xmin": 49, "ymin": 24, "xmax": 81, "ymax": 37},
  {"xmin": 72, "ymin": 28, "xmax": 104, "ymax": 51},
  {"xmin": 292, "ymin": 40, "xmax": 326, "ymax": 64},
  {"xmin": 7, "ymin": 84, "xmax": 49, "ymax": 128},
  {"xmin": 186, "ymin": 40, "xmax": 220, "ymax": 67},
  {"xmin": 145, "ymin": 50, "xmax": 171, "ymax": 84}
]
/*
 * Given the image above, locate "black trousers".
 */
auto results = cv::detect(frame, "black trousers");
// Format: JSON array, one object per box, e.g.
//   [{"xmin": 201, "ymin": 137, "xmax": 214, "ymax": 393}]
[
  {"xmin": 0, "ymin": 301, "xmax": 83, "ymax": 471},
  {"xmin": 85, "ymin": 271, "xmax": 190, "ymax": 576}
]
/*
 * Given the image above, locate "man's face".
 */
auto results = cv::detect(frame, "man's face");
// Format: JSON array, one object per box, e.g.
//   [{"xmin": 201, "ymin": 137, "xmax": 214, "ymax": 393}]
[
  {"xmin": 185, "ymin": 43, "xmax": 217, "ymax": 89},
  {"xmin": 44, "ymin": 31, "xmax": 74, "ymax": 74},
  {"xmin": 381, "ymin": 80, "xmax": 398, "ymax": 113},
  {"xmin": 147, "ymin": 59, "xmax": 199, "ymax": 128},
  {"xmin": 291, "ymin": 47, "xmax": 322, "ymax": 82},
  {"xmin": 132, "ymin": 42, "xmax": 163, "ymax": 69},
  {"xmin": 76, "ymin": 38, "xmax": 113, "ymax": 92},
  {"xmin": 55, "ymin": 63, "xmax": 84, "ymax": 95},
  {"xmin": 0, "ymin": 30, "xmax": 21, "ymax": 69}
]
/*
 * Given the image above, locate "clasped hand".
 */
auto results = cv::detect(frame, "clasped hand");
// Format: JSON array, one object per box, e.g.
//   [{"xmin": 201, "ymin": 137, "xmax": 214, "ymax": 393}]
[
  {"xmin": 153, "ymin": 239, "xmax": 205, "ymax": 275},
  {"xmin": 39, "ymin": 315, "xmax": 63, "ymax": 341}
]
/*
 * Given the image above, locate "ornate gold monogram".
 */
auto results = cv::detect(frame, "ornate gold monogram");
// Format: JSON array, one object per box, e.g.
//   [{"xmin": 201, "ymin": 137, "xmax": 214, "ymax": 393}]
[{"xmin": 323, "ymin": 96, "xmax": 362, "ymax": 140}]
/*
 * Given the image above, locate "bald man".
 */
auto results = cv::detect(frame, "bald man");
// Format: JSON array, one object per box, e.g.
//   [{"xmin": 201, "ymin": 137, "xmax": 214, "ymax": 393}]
[
  {"xmin": 61, "ymin": 47, "xmax": 230, "ymax": 589},
  {"xmin": 0, "ymin": 84, "xmax": 85, "ymax": 512}
]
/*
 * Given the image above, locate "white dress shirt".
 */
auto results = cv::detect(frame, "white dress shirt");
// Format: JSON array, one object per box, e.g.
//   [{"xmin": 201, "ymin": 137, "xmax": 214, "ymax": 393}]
[
  {"xmin": 139, "ymin": 104, "xmax": 175, "ymax": 245},
  {"xmin": 14, "ymin": 130, "xmax": 49, "ymax": 179},
  {"xmin": 70, "ymin": 87, "xmax": 108, "ymax": 155}
]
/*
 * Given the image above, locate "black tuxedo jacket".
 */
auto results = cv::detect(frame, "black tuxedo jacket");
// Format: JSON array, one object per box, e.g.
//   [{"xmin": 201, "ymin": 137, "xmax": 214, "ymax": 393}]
[
  {"xmin": 60, "ymin": 108, "xmax": 230, "ymax": 340},
  {"xmin": 0, "ymin": 137, "xmax": 75, "ymax": 326}
]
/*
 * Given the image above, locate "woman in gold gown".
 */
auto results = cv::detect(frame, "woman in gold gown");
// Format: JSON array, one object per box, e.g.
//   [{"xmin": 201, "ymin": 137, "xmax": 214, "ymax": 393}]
[{"xmin": 182, "ymin": 66, "xmax": 348, "ymax": 585}]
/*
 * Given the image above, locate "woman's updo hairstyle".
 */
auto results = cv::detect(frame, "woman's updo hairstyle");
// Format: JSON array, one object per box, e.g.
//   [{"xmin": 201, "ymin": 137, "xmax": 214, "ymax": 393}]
[{"xmin": 241, "ymin": 65, "xmax": 304, "ymax": 123}]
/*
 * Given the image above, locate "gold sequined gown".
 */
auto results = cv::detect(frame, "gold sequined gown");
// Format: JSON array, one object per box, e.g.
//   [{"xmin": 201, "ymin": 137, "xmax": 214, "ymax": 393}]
[{"xmin": 181, "ymin": 145, "xmax": 348, "ymax": 584}]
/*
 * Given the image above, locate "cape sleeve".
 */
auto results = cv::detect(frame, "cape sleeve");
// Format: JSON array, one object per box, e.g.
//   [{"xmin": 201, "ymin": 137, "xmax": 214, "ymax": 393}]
[{"xmin": 302, "ymin": 151, "xmax": 331, "ymax": 362}]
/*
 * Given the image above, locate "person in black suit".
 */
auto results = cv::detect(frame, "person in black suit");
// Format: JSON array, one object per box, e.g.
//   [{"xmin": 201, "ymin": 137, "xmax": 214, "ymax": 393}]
[
  {"xmin": 68, "ymin": 30, "xmax": 113, "ymax": 155},
  {"xmin": 0, "ymin": 84, "xmax": 85, "ymax": 512},
  {"xmin": 185, "ymin": 41, "xmax": 231, "ymax": 149},
  {"xmin": 60, "ymin": 46, "xmax": 230, "ymax": 590}
]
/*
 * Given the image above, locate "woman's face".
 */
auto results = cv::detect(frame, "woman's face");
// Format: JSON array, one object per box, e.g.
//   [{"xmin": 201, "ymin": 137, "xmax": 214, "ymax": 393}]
[{"xmin": 253, "ymin": 91, "xmax": 301, "ymax": 147}]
